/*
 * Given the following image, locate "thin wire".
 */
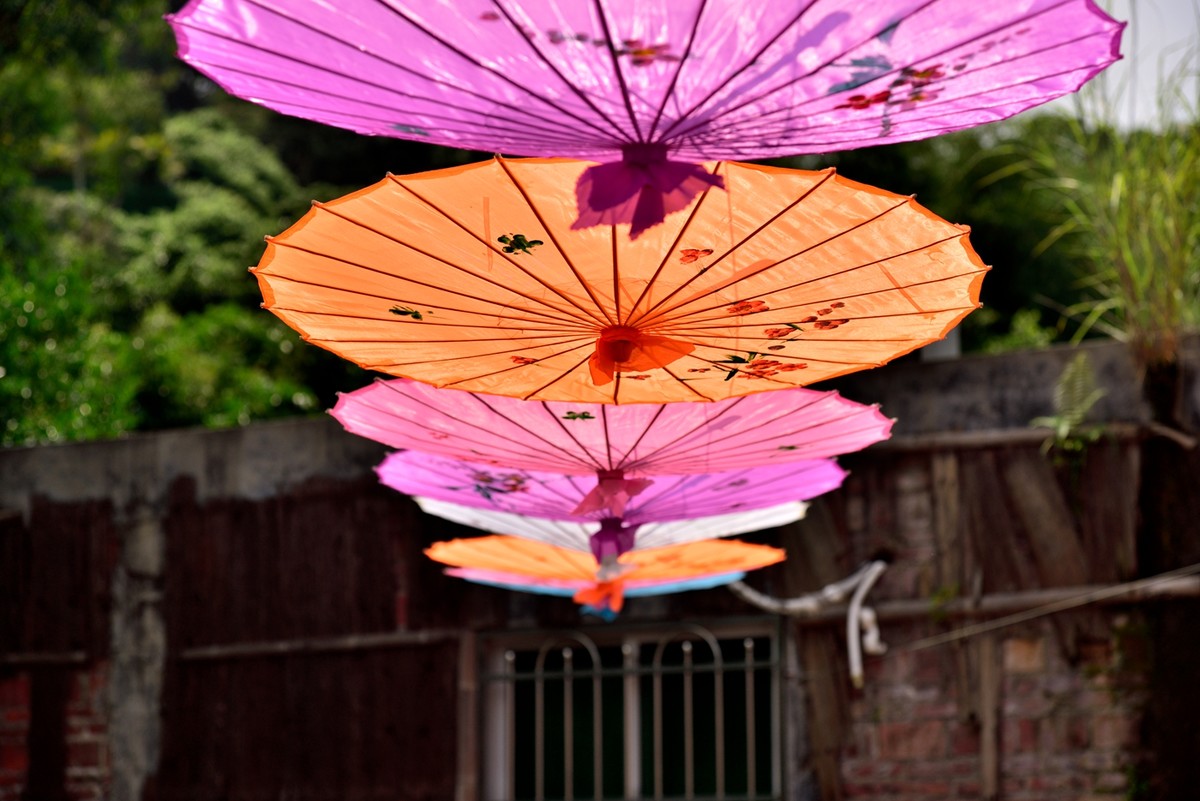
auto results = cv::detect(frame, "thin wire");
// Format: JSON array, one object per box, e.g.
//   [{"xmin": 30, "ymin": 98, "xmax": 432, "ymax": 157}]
[{"xmin": 903, "ymin": 561, "xmax": 1200, "ymax": 652}]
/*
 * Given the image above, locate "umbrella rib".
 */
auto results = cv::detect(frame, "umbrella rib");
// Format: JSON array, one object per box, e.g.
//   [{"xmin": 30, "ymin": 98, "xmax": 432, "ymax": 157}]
[
  {"xmin": 664, "ymin": 0, "xmax": 1081, "ymax": 144},
  {"xmin": 511, "ymin": 350, "xmax": 605, "ymax": 402},
  {"xmin": 173, "ymin": 6, "xmax": 617, "ymax": 145},
  {"xmin": 370, "ymin": 383, "xmax": 599, "ymax": 471},
  {"xmin": 590, "ymin": 0, "xmax": 645, "ymax": 142},
  {"xmin": 626, "ymin": 167, "xmax": 838, "ymax": 329},
  {"xmin": 624, "ymin": 162, "xmax": 728, "ymax": 324},
  {"xmin": 523, "ymin": 403, "xmax": 612, "ymax": 473},
  {"xmin": 616, "ymin": 395, "xmax": 751, "ymax": 471},
  {"xmin": 644, "ymin": 415, "xmax": 890, "ymax": 467},
  {"xmin": 645, "ymin": 0, "xmax": 711, "ymax": 142},
  {"xmin": 653, "ymin": 0, "xmax": 825, "ymax": 142},
  {"xmin": 635, "ymin": 193, "xmax": 931, "ymax": 328},
  {"xmin": 491, "ymin": 0, "xmax": 636, "ymax": 144},
  {"xmin": 355, "ymin": 0, "xmax": 631, "ymax": 143},
  {"xmin": 603, "ymin": 403, "xmax": 669, "ymax": 471},
  {"xmin": 386, "ymin": 173, "xmax": 610, "ymax": 327},
  {"xmin": 168, "ymin": 56, "xmax": 598, "ymax": 149},
  {"xmin": 610, "ymin": 225, "xmax": 620, "ymax": 322},
  {"xmin": 261, "ymin": 239, "xmax": 595, "ymax": 328},
  {"xmin": 291, "ymin": 195, "xmax": 599, "ymax": 324},
  {"xmin": 462, "ymin": 393, "xmax": 609, "ymax": 473},
  {"xmin": 493, "ymin": 158, "xmax": 617, "ymax": 326},
  {"xmin": 690, "ymin": 27, "xmax": 1119, "ymax": 150},
  {"xmin": 616, "ymin": 393, "xmax": 834, "ymax": 469},
  {"xmin": 297, "ymin": 325, "xmax": 595, "ymax": 345},
  {"xmin": 624, "ymin": 390, "xmax": 868, "ymax": 472},
  {"xmin": 646, "ymin": 236, "xmax": 981, "ymax": 323}
]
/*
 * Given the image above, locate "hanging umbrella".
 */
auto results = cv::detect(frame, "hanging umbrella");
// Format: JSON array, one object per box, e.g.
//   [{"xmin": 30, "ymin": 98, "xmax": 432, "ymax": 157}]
[
  {"xmin": 260, "ymin": 158, "xmax": 987, "ymax": 403},
  {"xmin": 413, "ymin": 494, "xmax": 810, "ymax": 556},
  {"xmin": 383, "ymin": 450, "xmax": 839, "ymax": 555},
  {"xmin": 400, "ymin": 461, "xmax": 832, "ymax": 522},
  {"xmin": 426, "ymin": 534, "xmax": 786, "ymax": 615},
  {"xmin": 332, "ymin": 377, "xmax": 889, "ymax": 512},
  {"xmin": 448, "ymin": 568, "xmax": 747, "ymax": 620},
  {"xmin": 170, "ymin": 0, "xmax": 1123, "ymax": 235}
]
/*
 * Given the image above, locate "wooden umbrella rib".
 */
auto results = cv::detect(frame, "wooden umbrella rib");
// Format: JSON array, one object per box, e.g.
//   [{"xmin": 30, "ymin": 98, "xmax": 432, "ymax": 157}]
[
  {"xmin": 179, "ymin": 58, "xmax": 598, "ymax": 149},
  {"xmin": 626, "ymin": 167, "xmax": 838, "ymax": 329},
  {"xmin": 262, "ymin": 242, "xmax": 594, "ymax": 328},
  {"xmin": 649, "ymin": 256, "xmax": 985, "ymax": 325},
  {"xmin": 653, "ymin": 0, "xmax": 825, "ymax": 141},
  {"xmin": 365, "ymin": 0, "xmax": 630, "ymax": 143},
  {"xmin": 511, "ymin": 350, "xmax": 604, "ymax": 402},
  {"xmin": 610, "ymin": 225, "xmax": 620, "ymax": 322},
  {"xmin": 177, "ymin": 4, "xmax": 613, "ymax": 144},
  {"xmin": 638, "ymin": 390, "xmax": 835, "ymax": 460},
  {"xmin": 591, "ymin": 0, "xmax": 645, "ymax": 142},
  {"xmin": 648, "ymin": 416, "xmax": 891, "ymax": 467},
  {"xmin": 693, "ymin": 27, "xmax": 1118, "ymax": 151},
  {"xmin": 612, "ymin": 396, "xmax": 750, "ymax": 471},
  {"xmin": 602, "ymin": 403, "xmax": 669, "ymax": 471},
  {"xmin": 290, "ymin": 197, "xmax": 597, "ymax": 325},
  {"xmin": 369, "ymin": 336, "xmax": 598, "ymax": 367},
  {"xmin": 464, "ymin": 393, "xmax": 608, "ymax": 472},
  {"xmin": 644, "ymin": 0, "xmax": 712, "ymax": 141},
  {"xmin": 493, "ymin": 158, "xmax": 616, "ymax": 326},
  {"xmin": 624, "ymin": 162, "xmax": 727, "ymax": 323},
  {"xmin": 664, "ymin": 0, "xmax": 1049, "ymax": 143},
  {"xmin": 387, "ymin": 174, "xmax": 610, "ymax": 327},
  {"xmin": 371, "ymin": 383, "xmax": 599, "ymax": 472},
  {"xmin": 618, "ymin": 393, "xmax": 835, "ymax": 469},
  {"xmin": 635, "ymin": 200, "xmax": 960, "ymax": 328},
  {"xmin": 491, "ymin": 0, "xmax": 635, "ymax": 144},
  {"xmin": 534, "ymin": 402, "xmax": 615, "ymax": 472},
  {"xmin": 266, "ymin": 295, "xmax": 593, "ymax": 333}
]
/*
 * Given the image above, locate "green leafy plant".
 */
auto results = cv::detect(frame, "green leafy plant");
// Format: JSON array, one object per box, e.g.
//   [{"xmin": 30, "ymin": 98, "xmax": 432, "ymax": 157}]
[
  {"xmin": 1031, "ymin": 352, "xmax": 1107, "ymax": 455},
  {"xmin": 1022, "ymin": 58, "xmax": 1200, "ymax": 371}
]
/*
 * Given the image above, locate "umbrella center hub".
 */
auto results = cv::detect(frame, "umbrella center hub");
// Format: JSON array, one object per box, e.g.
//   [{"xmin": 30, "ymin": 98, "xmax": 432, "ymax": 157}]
[
  {"xmin": 621, "ymin": 142, "xmax": 669, "ymax": 167},
  {"xmin": 597, "ymin": 326, "xmax": 643, "ymax": 364}
]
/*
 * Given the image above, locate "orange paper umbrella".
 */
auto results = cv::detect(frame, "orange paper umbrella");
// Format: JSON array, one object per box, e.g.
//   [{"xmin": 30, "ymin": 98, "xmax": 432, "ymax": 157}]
[
  {"xmin": 425, "ymin": 534, "xmax": 785, "ymax": 614},
  {"xmin": 255, "ymin": 157, "xmax": 987, "ymax": 403}
]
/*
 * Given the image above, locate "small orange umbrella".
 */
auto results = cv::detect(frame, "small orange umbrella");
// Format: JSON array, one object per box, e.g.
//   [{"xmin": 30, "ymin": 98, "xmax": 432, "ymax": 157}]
[
  {"xmin": 425, "ymin": 534, "xmax": 785, "ymax": 614},
  {"xmin": 255, "ymin": 157, "xmax": 987, "ymax": 403}
]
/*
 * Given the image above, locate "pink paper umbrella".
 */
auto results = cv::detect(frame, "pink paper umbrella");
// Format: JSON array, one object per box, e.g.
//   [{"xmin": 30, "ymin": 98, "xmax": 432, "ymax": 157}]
[
  {"xmin": 169, "ymin": 0, "xmax": 1123, "ymax": 235},
  {"xmin": 384, "ymin": 449, "xmax": 840, "ymax": 560},
  {"xmin": 332, "ymin": 378, "xmax": 891, "ymax": 512}
]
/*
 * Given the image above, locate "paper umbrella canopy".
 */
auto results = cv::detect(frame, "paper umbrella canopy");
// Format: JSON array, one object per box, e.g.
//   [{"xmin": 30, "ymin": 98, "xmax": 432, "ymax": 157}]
[
  {"xmin": 332, "ymin": 378, "xmax": 890, "ymax": 511},
  {"xmin": 412, "ymin": 493, "xmax": 810, "ymax": 561},
  {"xmin": 383, "ymin": 450, "xmax": 839, "ymax": 559},
  {"xmin": 170, "ymin": 0, "xmax": 1122, "ymax": 234},
  {"xmin": 259, "ymin": 158, "xmax": 987, "ymax": 403},
  {"xmin": 425, "ymin": 535, "xmax": 786, "ymax": 614}
]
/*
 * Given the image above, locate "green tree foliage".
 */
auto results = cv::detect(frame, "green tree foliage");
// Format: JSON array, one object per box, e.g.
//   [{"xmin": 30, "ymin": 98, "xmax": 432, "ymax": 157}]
[
  {"xmin": 0, "ymin": 256, "xmax": 141, "ymax": 445},
  {"xmin": 3, "ymin": 0, "xmax": 1184, "ymax": 445}
]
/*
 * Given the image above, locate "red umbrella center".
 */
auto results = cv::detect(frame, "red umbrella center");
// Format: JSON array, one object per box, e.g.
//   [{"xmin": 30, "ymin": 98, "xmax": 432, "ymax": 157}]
[{"xmin": 588, "ymin": 325, "xmax": 694, "ymax": 385}]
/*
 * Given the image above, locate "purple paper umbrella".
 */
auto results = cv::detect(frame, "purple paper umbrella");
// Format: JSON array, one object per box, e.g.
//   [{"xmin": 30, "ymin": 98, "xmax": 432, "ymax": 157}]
[
  {"xmin": 378, "ymin": 449, "xmax": 843, "ymax": 562},
  {"xmin": 331, "ymin": 378, "xmax": 891, "ymax": 513},
  {"xmin": 169, "ymin": 0, "xmax": 1123, "ymax": 235}
]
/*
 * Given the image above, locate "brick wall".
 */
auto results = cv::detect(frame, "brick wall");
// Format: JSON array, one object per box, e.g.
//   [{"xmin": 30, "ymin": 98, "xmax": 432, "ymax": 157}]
[
  {"xmin": 0, "ymin": 662, "xmax": 110, "ymax": 801},
  {"xmin": 0, "ymin": 673, "xmax": 30, "ymax": 801},
  {"xmin": 810, "ymin": 442, "xmax": 1149, "ymax": 801},
  {"xmin": 64, "ymin": 663, "xmax": 109, "ymax": 801},
  {"xmin": 839, "ymin": 623, "xmax": 1146, "ymax": 800}
]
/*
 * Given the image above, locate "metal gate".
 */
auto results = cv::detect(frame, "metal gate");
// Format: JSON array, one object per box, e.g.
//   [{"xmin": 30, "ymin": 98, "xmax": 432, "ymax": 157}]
[{"xmin": 479, "ymin": 619, "xmax": 784, "ymax": 801}]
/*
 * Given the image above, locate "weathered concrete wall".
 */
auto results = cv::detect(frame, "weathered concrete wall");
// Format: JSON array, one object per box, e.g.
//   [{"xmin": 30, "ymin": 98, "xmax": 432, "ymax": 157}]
[
  {"xmin": 0, "ymin": 417, "xmax": 388, "ymax": 801},
  {"xmin": 827, "ymin": 336, "xmax": 1200, "ymax": 434}
]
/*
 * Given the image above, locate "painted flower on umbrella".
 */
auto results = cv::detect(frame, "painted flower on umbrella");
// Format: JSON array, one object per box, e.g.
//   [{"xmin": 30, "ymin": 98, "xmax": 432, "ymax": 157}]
[
  {"xmin": 455, "ymin": 470, "xmax": 531, "ymax": 501},
  {"xmin": 726, "ymin": 300, "xmax": 770, "ymax": 315}
]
